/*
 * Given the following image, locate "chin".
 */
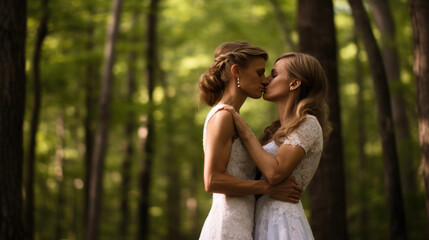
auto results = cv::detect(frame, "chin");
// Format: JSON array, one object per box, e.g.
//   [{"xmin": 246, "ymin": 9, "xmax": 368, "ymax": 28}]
[
  {"xmin": 248, "ymin": 91, "xmax": 263, "ymax": 99},
  {"xmin": 250, "ymin": 94, "xmax": 262, "ymax": 99},
  {"xmin": 263, "ymin": 94, "xmax": 274, "ymax": 102},
  {"xmin": 263, "ymin": 93, "xmax": 270, "ymax": 100}
]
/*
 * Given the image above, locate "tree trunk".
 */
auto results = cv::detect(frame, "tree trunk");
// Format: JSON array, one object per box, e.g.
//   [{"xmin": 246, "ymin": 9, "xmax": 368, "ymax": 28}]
[
  {"xmin": 138, "ymin": 0, "xmax": 160, "ymax": 239},
  {"xmin": 24, "ymin": 0, "xmax": 48, "ymax": 239},
  {"xmin": 119, "ymin": 11, "xmax": 138, "ymax": 238},
  {"xmin": 354, "ymin": 30, "xmax": 369, "ymax": 240},
  {"xmin": 83, "ymin": 24, "xmax": 98, "ymax": 236},
  {"xmin": 370, "ymin": 0, "xmax": 416, "ymax": 194},
  {"xmin": 160, "ymin": 70, "xmax": 182, "ymax": 240},
  {"xmin": 0, "ymin": 0, "xmax": 27, "ymax": 239},
  {"xmin": 408, "ymin": 0, "xmax": 429, "ymax": 232},
  {"xmin": 54, "ymin": 111, "xmax": 66, "ymax": 240},
  {"xmin": 138, "ymin": 0, "xmax": 159, "ymax": 240},
  {"xmin": 267, "ymin": 0, "xmax": 296, "ymax": 50},
  {"xmin": 298, "ymin": 0, "xmax": 348, "ymax": 239},
  {"xmin": 348, "ymin": 0, "xmax": 407, "ymax": 238},
  {"xmin": 84, "ymin": 0, "xmax": 123, "ymax": 239}
]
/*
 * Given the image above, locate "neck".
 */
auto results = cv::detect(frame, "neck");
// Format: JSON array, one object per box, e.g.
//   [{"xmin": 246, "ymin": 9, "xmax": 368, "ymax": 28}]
[
  {"xmin": 218, "ymin": 81, "xmax": 247, "ymax": 112},
  {"xmin": 275, "ymin": 96, "xmax": 296, "ymax": 126}
]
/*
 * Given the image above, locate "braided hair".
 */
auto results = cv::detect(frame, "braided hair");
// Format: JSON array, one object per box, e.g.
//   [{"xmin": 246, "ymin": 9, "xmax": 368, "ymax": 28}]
[{"xmin": 199, "ymin": 41, "xmax": 268, "ymax": 106}]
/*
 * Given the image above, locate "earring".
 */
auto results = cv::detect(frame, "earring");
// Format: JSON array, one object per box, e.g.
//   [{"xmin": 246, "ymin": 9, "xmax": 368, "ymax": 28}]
[{"xmin": 237, "ymin": 77, "xmax": 241, "ymax": 88}]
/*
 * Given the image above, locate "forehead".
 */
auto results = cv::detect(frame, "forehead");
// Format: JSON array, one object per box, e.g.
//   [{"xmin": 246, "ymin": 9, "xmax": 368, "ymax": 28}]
[
  {"xmin": 273, "ymin": 58, "xmax": 289, "ymax": 71},
  {"xmin": 247, "ymin": 57, "xmax": 266, "ymax": 69}
]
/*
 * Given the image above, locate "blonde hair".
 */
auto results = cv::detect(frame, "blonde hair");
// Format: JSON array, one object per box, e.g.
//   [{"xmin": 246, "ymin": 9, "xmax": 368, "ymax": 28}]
[
  {"xmin": 260, "ymin": 52, "xmax": 332, "ymax": 147},
  {"xmin": 199, "ymin": 41, "xmax": 268, "ymax": 106}
]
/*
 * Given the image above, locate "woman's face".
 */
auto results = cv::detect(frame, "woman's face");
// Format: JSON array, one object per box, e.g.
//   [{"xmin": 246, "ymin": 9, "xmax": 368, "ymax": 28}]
[
  {"xmin": 263, "ymin": 58, "xmax": 291, "ymax": 102},
  {"xmin": 238, "ymin": 57, "xmax": 267, "ymax": 99}
]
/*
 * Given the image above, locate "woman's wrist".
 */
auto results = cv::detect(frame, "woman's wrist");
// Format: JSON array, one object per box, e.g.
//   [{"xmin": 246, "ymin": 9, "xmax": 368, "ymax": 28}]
[
  {"xmin": 238, "ymin": 127, "xmax": 253, "ymax": 141},
  {"xmin": 261, "ymin": 180, "xmax": 271, "ymax": 195}
]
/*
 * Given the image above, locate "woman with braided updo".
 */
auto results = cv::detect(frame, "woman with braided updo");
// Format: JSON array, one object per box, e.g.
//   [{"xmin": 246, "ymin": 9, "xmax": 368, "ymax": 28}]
[{"xmin": 199, "ymin": 41, "xmax": 302, "ymax": 239}]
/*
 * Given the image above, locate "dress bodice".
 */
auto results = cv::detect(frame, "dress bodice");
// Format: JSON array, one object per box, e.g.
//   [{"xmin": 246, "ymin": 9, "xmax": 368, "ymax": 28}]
[
  {"xmin": 203, "ymin": 104, "xmax": 256, "ymax": 180},
  {"xmin": 199, "ymin": 104, "xmax": 256, "ymax": 240},
  {"xmin": 262, "ymin": 115, "xmax": 323, "ymax": 190},
  {"xmin": 254, "ymin": 115, "xmax": 322, "ymax": 240}
]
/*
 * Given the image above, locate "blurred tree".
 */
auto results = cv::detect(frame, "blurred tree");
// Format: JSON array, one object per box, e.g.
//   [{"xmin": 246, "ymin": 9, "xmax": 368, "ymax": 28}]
[
  {"xmin": 24, "ymin": 0, "xmax": 48, "ymax": 239},
  {"xmin": 408, "ymin": 0, "xmax": 429, "ymax": 233},
  {"xmin": 83, "ymin": 5, "xmax": 99, "ymax": 229},
  {"xmin": 85, "ymin": 0, "xmax": 124, "ymax": 239},
  {"xmin": 54, "ymin": 111, "xmax": 66, "ymax": 239},
  {"xmin": 161, "ymin": 69, "xmax": 182, "ymax": 239},
  {"xmin": 298, "ymin": 0, "xmax": 348, "ymax": 239},
  {"xmin": 354, "ymin": 29, "xmax": 369, "ymax": 239},
  {"xmin": 119, "ymin": 10, "xmax": 139, "ymax": 238},
  {"xmin": 268, "ymin": 0, "xmax": 296, "ymax": 51},
  {"xmin": 138, "ymin": 0, "xmax": 160, "ymax": 239},
  {"xmin": 370, "ymin": 0, "xmax": 416, "ymax": 194},
  {"xmin": 348, "ymin": 0, "xmax": 407, "ymax": 238},
  {"xmin": 0, "ymin": 0, "xmax": 27, "ymax": 239}
]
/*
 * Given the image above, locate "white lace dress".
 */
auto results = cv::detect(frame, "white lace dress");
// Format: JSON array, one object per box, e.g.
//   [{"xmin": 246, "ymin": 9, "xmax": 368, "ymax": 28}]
[
  {"xmin": 199, "ymin": 104, "xmax": 257, "ymax": 240},
  {"xmin": 254, "ymin": 115, "xmax": 323, "ymax": 240}
]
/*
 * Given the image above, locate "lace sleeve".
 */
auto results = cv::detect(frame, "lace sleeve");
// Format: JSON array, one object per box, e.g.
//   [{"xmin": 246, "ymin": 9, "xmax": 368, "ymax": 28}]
[{"xmin": 282, "ymin": 115, "xmax": 322, "ymax": 153}]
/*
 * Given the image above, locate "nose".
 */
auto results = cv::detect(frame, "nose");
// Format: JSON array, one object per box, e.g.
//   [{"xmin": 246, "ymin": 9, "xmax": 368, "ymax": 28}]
[{"xmin": 261, "ymin": 77, "xmax": 269, "ymax": 87}]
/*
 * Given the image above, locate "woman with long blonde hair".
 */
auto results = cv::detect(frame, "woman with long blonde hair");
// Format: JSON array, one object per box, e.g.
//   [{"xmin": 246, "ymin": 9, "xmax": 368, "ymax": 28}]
[{"xmin": 222, "ymin": 52, "xmax": 332, "ymax": 239}]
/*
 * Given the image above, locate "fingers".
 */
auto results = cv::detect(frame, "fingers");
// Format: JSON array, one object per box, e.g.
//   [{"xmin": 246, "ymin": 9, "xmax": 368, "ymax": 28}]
[
  {"xmin": 289, "ymin": 177, "xmax": 299, "ymax": 185},
  {"xmin": 272, "ymin": 195, "xmax": 300, "ymax": 203},
  {"xmin": 287, "ymin": 177, "xmax": 303, "ymax": 193},
  {"xmin": 219, "ymin": 105, "xmax": 234, "ymax": 111}
]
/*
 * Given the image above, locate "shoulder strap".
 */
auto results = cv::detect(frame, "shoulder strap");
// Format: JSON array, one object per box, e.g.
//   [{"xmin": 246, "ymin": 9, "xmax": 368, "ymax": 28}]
[{"xmin": 202, "ymin": 104, "xmax": 227, "ymax": 150}]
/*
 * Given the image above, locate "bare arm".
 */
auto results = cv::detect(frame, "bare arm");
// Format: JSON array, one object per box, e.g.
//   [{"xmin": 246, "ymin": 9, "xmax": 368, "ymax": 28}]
[
  {"xmin": 204, "ymin": 110, "xmax": 269, "ymax": 196},
  {"xmin": 220, "ymin": 105, "xmax": 306, "ymax": 185},
  {"xmin": 204, "ymin": 110, "xmax": 302, "ymax": 201}
]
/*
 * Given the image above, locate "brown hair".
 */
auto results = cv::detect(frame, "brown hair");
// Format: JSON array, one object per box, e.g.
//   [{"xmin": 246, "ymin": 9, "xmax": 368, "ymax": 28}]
[
  {"xmin": 259, "ymin": 52, "xmax": 332, "ymax": 147},
  {"xmin": 199, "ymin": 41, "xmax": 268, "ymax": 106}
]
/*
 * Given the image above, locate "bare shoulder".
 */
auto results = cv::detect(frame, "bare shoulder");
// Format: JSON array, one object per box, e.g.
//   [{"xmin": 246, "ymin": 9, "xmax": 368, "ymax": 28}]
[{"xmin": 206, "ymin": 109, "xmax": 235, "ymax": 140}]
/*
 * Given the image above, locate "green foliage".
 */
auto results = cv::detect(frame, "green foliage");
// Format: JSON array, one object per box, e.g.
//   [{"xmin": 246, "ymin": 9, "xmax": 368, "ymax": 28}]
[{"xmin": 25, "ymin": 0, "xmax": 426, "ymax": 239}]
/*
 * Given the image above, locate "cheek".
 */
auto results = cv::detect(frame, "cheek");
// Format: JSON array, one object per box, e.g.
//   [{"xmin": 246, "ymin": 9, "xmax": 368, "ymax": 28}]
[{"xmin": 242, "ymin": 76, "xmax": 259, "ymax": 88}]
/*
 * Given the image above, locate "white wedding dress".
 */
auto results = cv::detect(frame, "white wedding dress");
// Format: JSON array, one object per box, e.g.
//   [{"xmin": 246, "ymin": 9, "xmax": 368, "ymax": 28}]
[
  {"xmin": 199, "ymin": 104, "xmax": 257, "ymax": 240},
  {"xmin": 254, "ymin": 115, "xmax": 323, "ymax": 240}
]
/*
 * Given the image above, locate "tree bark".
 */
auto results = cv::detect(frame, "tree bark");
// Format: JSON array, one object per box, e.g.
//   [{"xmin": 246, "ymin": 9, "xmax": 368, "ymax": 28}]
[
  {"xmin": 84, "ymin": 0, "xmax": 123, "ymax": 239},
  {"xmin": 408, "ymin": 0, "xmax": 429, "ymax": 232},
  {"xmin": 83, "ymin": 24, "xmax": 98, "ymax": 236},
  {"xmin": 0, "ymin": 0, "xmax": 27, "ymax": 239},
  {"xmin": 348, "ymin": 0, "xmax": 407, "ymax": 238},
  {"xmin": 298, "ymin": 0, "xmax": 348, "ymax": 239},
  {"xmin": 370, "ymin": 0, "xmax": 416, "ymax": 194},
  {"xmin": 138, "ymin": 1, "xmax": 160, "ymax": 239},
  {"xmin": 268, "ymin": 0, "xmax": 296, "ymax": 50},
  {"xmin": 119, "ymin": 11, "xmax": 138, "ymax": 238},
  {"xmin": 24, "ymin": 0, "xmax": 48, "ymax": 239},
  {"xmin": 354, "ymin": 30, "xmax": 369, "ymax": 240}
]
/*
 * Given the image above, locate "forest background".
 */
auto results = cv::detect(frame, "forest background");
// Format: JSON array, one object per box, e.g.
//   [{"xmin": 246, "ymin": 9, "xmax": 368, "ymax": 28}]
[{"xmin": 2, "ymin": 0, "xmax": 429, "ymax": 239}]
